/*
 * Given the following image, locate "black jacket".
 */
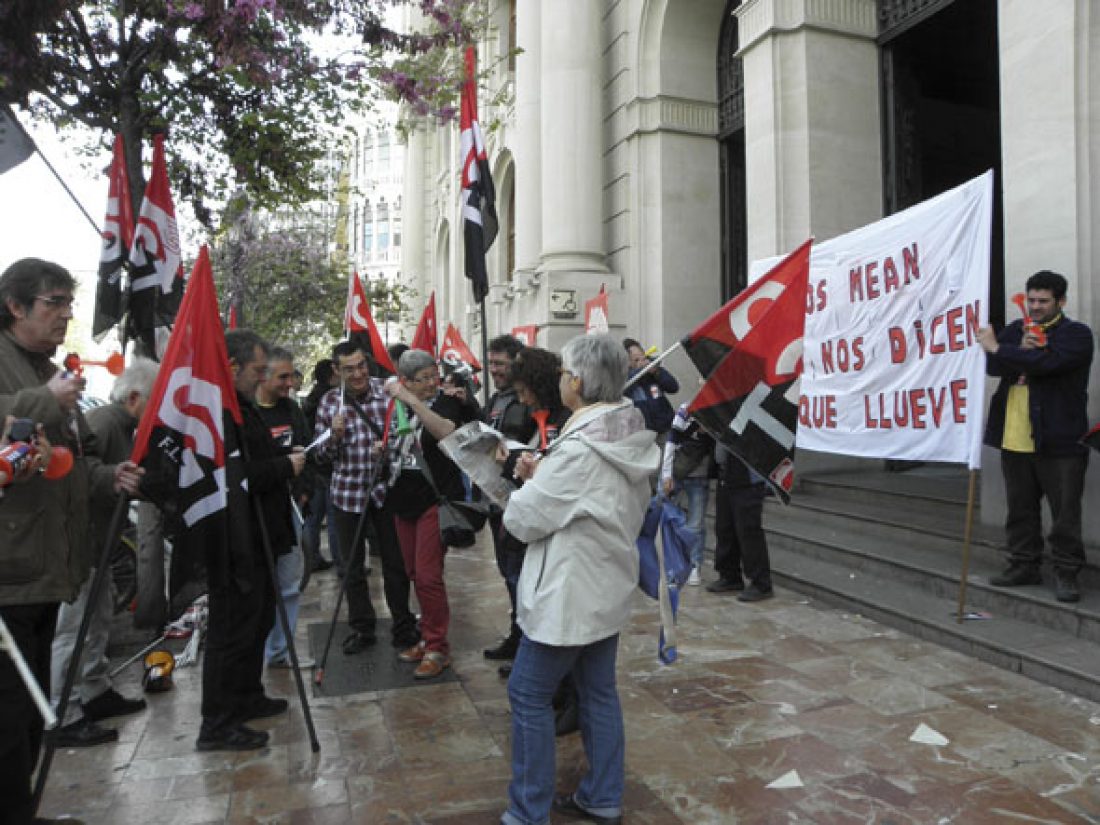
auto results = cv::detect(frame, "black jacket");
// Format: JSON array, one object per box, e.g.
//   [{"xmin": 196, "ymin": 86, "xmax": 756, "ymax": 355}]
[
  {"xmin": 984, "ymin": 315, "xmax": 1094, "ymax": 457},
  {"xmin": 237, "ymin": 393, "xmax": 297, "ymax": 555}
]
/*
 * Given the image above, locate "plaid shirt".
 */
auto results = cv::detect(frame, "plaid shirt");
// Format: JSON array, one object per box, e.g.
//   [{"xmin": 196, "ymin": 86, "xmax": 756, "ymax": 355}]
[{"xmin": 314, "ymin": 380, "xmax": 390, "ymax": 512}]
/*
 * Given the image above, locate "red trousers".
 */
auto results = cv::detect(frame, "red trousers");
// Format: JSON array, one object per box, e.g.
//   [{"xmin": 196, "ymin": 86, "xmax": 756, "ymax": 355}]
[{"xmin": 394, "ymin": 505, "xmax": 450, "ymax": 656}]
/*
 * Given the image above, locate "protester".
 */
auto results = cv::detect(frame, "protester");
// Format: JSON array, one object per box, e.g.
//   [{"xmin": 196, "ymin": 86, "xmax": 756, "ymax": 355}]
[
  {"xmin": 314, "ymin": 342, "xmax": 419, "ymax": 654},
  {"xmin": 254, "ymin": 346, "xmax": 314, "ymax": 668},
  {"xmin": 706, "ymin": 446, "xmax": 773, "ymax": 602},
  {"xmin": 660, "ymin": 401, "xmax": 715, "ymax": 586},
  {"xmin": 50, "ymin": 358, "xmax": 158, "ymax": 748},
  {"xmin": 482, "ymin": 334, "xmax": 536, "ymax": 663},
  {"xmin": 0, "ymin": 258, "xmax": 143, "ymax": 824},
  {"xmin": 301, "ymin": 358, "xmax": 338, "ymax": 572},
  {"xmin": 195, "ymin": 330, "xmax": 305, "ymax": 752},
  {"xmin": 500, "ymin": 334, "xmax": 658, "ymax": 825},
  {"xmin": 622, "ymin": 337, "xmax": 678, "ymax": 436},
  {"xmin": 979, "ymin": 270, "xmax": 1094, "ymax": 602},
  {"xmin": 384, "ymin": 350, "xmax": 478, "ymax": 679}
]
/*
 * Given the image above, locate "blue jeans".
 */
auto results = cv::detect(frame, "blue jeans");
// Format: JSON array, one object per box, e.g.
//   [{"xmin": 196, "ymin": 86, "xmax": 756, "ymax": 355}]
[
  {"xmin": 503, "ymin": 634, "xmax": 624, "ymax": 825},
  {"xmin": 304, "ymin": 477, "xmax": 341, "ymax": 567},
  {"xmin": 674, "ymin": 477, "xmax": 709, "ymax": 568},
  {"xmin": 264, "ymin": 547, "xmax": 303, "ymax": 663}
]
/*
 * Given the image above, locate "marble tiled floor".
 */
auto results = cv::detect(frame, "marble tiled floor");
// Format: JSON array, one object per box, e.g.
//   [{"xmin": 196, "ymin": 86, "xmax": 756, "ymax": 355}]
[{"xmin": 40, "ymin": 529, "xmax": 1100, "ymax": 824}]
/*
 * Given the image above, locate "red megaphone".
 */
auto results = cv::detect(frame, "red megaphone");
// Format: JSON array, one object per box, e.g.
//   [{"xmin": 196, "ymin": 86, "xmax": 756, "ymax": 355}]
[
  {"xmin": 0, "ymin": 442, "xmax": 73, "ymax": 486},
  {"xmin": 64, "ymin": 352, "xmax": 125, "ymax": 377},
  {"xmin": 1010, "ymin": 293, "xmax": 1046, "ymax": 346}
]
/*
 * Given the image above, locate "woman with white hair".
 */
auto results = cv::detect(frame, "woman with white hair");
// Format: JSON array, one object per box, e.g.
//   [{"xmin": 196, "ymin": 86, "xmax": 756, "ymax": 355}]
[{"xmin": 500, "ymin": 334, "xmax": 659, "ymax": 825}]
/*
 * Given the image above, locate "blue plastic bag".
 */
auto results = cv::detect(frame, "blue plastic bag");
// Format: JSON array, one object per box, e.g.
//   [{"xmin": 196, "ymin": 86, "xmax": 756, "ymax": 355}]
[{"xmin": 636, "ymin": 496, "xmax": 694, "ymax": 663}]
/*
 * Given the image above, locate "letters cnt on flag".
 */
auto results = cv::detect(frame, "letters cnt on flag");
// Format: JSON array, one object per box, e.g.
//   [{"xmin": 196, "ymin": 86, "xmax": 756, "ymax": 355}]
[
  {"xmin": 345, "ymin": 271, "xmax": 396, "ymax": 374},
  {"xmin": 687, "ymin": 239, "xmax": 813, "ymax": 503},
  {"xmin": 128, "ymin": 134, "xmax": 185, "ymax": 357},
  {"xmin": 460, "ymin": 45, "xmax": 498, "ymax": 303},
  {"xmin": 682, "ymin": 239, "xmax": 813, "ymax": 380},
  {"xmin": 410, "ymin": 291, "xmax": 438, "ymax": 357},
  {"xmin": 0, "ymin": 104, "xmax": 34, "ymax": 175},
  {"xmin": 130, "ymin": 245, "xmax": 247, "ymax": 591},
  {"xmin": 585, "ymin": 284, "xmax": 610, "ymax": 335},
  {"xmin": 440, "ymin": 323, "xmax": 482, "ymax": 371},
  {"xmin": 93, "ymin": 134, "xmax": 134, "ymax": 341}
]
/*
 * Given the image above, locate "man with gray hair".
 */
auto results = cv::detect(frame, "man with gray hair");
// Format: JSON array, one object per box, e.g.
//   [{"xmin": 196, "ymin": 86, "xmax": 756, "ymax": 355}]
[{"xmin": 48, "ymin": 357, "xmax": 160, "ymax": 747}]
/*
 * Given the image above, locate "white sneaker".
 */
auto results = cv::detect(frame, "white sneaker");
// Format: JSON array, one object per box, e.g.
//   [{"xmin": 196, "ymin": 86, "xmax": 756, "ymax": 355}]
[{"xmin": 688, "ymin": 567, "xmax": 702, "ymax": 586}]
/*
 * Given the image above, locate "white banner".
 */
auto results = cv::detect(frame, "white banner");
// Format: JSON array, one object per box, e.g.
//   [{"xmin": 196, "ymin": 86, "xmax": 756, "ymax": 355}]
[{"xmin": 751, "ymin": 171, "xmax": 993, "ymax": 468}]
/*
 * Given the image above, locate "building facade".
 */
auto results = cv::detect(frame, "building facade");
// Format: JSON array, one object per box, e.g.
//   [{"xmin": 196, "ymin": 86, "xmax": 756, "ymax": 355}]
[{"xmin": 403, "ymin": 0, "xmax": 1100, "ymax": 532}]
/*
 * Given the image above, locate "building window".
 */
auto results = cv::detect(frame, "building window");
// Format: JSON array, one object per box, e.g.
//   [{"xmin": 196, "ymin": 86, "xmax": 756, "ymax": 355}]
[
  {"xmin": 363, "ymin": 203, "xmax": 373, "ymax": 258},
  {"xmin": 377, "ymin": 200, "xmax": 390, "ymax": 251}
]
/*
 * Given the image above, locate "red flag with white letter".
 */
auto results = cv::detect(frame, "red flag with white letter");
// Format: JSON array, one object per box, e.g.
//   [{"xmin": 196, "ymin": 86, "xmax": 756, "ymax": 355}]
[
  {"xmin": 410, "ymin": 291, "xmax": 438, "ymax": 357},
  {"xmin": 512, "ymin": 325, "xmax": 538, "ymax": 347},
  {"xmin": 585, "ymin": 284, "xmax": 609, "ymax": 335},
  {"xmin": 681, "ymin": 239, "xmax": 813, "ymax": 379},
  {"xmin": 344, "ymin": 271, "xmax": 395, "ymax": 374},
  {"xmin": 460, "ymin": 45, "xmax": 498, "ymax": 302},
  {"xmin": 687, "ymin": 239, "xmax": 812, "ymax": 503},
  {"xmin": 440, "ymin": 323, "xmax": 482, "ymax": 371},
  {"xmin": 93, "ymin": 133, "xmax": 134, "ymax": 341},
  {"xmin": 128, "ymin": 134, "xmax": 185, "ymax": 356}
]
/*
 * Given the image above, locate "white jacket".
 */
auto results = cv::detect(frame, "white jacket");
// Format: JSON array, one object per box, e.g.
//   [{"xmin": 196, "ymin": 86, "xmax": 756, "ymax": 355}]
[{"xmin": 503, "ymin": 400, "xmax": 659, "ymax": 646}]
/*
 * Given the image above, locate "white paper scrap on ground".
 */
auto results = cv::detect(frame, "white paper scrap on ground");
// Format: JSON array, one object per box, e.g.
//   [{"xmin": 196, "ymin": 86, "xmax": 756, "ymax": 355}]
[
  {"xmin": 910, "ymin": 723, "xmax": 949, "ymax": 746},
  {"xmin": 766, "ymin": 770, "xmax": 803, "ymax": 789}
]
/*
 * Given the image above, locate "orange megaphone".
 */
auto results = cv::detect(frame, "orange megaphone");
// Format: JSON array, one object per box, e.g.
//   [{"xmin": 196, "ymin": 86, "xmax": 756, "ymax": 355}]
[
  {"xmin": 1010, "ymin": 293, "xmax": 1046, "ymax": 346},
  {"xmin": 0, "ymin": 442, "xmax": 73, "ymax": 486},
  {"xmin": 531, "ymin": 409, "xmax": 550, "ymax": 451},
  {"xmin": 63, "ymin": 352, "xmax": 125, "ymax": 377}
]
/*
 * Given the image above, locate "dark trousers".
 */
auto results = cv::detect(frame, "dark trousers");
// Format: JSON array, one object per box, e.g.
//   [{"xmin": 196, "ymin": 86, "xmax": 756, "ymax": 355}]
[
  {"xmin": 332, "ymin": 505, "xmax": 417, "ymax": 645},
  {"xmin": 490, "ymin": 509, "xmax": 523, "ymax": 638},
  {"xmin": 1002, "ymin": 451, "xmax": 1088, "ymax": 573},
  {"xmin": 713, "ymin": 464, "xmax": 771, "ymax": 588},
  {"xmin": 0, "ymin": 602, "xmax": 59, "ymax": 825},
  {"xmin": 201, "ymin": 560, "xmax": 274, "ymax": 735}
]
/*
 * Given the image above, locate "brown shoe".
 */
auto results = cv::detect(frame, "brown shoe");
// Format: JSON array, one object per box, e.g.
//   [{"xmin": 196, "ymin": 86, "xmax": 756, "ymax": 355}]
[
  {"xmin": 398, "ymin": 641, "xmax": 427, "ymax": 663},
  {"xmin": 413, "ymin": 651, "xmax": 451, "ymax": 680}
]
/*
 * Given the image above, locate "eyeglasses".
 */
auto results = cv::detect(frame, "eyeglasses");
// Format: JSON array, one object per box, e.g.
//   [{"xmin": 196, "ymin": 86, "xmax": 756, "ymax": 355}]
[
  {"xmin": 35, "ymin": 295, "xmax": 74, "ymax": 309},
  {"xmin": 339, "ymin": 360, "xmax": 369, "ymax": 374},
  {"xmin": 408, "ymin": 372, "xmax": 439, "ymax": 384},
  {"xmin": 559, "ymin": 368, "xmax": 576, "ymax": 379}
]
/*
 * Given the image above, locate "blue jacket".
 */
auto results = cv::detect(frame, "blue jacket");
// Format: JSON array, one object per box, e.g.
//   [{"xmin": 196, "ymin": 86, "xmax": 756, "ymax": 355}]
[{"xmin": 984, "ymin": 315, "xmax": 1094, "ymax": 457}]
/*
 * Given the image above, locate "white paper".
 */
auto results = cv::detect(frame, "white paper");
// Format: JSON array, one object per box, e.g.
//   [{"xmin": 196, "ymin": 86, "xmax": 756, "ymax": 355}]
[
  {"xmin": 909, "ymin": 722, "xmax": 949, "ymax": 746},
  {"xmin": 766, "ymin": 770, "xmax": 804, "ymax": 789}
]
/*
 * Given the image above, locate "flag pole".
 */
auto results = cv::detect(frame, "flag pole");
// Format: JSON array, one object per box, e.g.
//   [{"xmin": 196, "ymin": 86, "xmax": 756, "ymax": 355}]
[
  {"xmin": 622, "ymin": 341, "xmax": 683, "ymax": 393},
  {"xmin": 33, "ymin": 494, "xmax": 130, "ymax": 813},
  {"xmin": 955, "ymin": 469, "xmax": 979, "ymax": 623},
  {"xmin": 479, "ymin": 295, "xmax": 490, "ymax": 406},
  {"xmin": 236, "ymin": 429, "xmax": 320, "ymax": 752}
]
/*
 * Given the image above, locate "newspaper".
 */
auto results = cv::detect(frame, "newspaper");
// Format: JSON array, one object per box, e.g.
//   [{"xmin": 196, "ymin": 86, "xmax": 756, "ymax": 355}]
[{"xmin": 439, "ymin": 421, "xmax": 527, "ymax": 507}]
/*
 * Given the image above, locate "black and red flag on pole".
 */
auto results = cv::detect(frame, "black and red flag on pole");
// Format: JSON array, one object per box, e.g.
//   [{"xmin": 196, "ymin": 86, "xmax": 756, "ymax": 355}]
[
  {"xmin": 460, "ymin": 45, "xmax": 498, "ymax": 302},
  {"xmin": 687, "ymin": 239, "xmax": 812, "ymax": 503},
  {"xmin": 131, "ymin": 245, "xmax": 247, "ymax": 591},
  {"xmin": 681, "ymin": 239, "xmax": 813, "ymax": 380},
  {"xmin": 93, "ymin": 133, "xmax": 134, "ymax": 341},
  {"xmin": 128, "ymin": 134, "xmax": 185, "ymax": 357},
  {"xmin": 345, "ymin": 271, "xmax": 396, "ymax": 375}
]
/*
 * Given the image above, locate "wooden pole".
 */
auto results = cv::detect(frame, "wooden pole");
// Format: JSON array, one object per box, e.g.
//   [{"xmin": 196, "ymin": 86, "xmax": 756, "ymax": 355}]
[{"xmin": 955, "ymin": 469, "xmax": 979, "ymax": 623}]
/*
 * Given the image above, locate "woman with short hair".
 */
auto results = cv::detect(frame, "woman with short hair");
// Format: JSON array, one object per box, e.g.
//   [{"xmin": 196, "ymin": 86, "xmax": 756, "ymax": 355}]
[{"xmin": 500, "ymin": 334, "xmax": 659, "ymax": 825}]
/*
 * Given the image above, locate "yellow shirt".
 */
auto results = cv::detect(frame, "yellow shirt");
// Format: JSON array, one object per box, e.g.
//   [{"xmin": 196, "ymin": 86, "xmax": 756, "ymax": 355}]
[{"xmin": 1002, "ymin": 383, "xmax": 1033, "ymax": 452}]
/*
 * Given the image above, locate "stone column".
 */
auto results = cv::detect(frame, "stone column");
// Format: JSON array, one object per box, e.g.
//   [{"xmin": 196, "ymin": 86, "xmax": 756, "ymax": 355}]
[
  {"xmin": 401, "ymin": 124, "xmax": 427, "ymax": 295},
  {"xmin": 538, "ymin": 0, "xmax": 608, "ymax": 274},
  {"xmin": 512, "ymin": 0, "xmax": 542, "ymax": 281},
  {"xmin": 736, "ymin": 0, "xmax": 881, "ymax": 261}
]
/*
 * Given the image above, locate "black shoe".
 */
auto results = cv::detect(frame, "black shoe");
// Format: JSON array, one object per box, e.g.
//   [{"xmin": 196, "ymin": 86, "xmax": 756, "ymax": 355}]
[
  {"xmin": 53, "ymin": 718, "xmax": 118, "ymax": 748},
  {"xmin": 990, "ymin": 564, "xmax": 1041, "ymax": 587},
  {"xmin": 1054, "ymin": 570, "xmax": 1080, "ymax": 603},
  {"xmin": 483, "ymin": 633, "xmax": 519, "ymax": 660},
  {"xmin": 241, "ymin": 696, "xmax": 288, "ymax": 721},
  {"xmin": 342, "ymin": 631, "xmax": 377, "ymax": 654},
  {"xmin": 33, "ymin": 817, "xmax": 86, "ymax": 824},
  {"xmin": 706, "ymin": 576, "xmax": 745, "ymax": 593},
  {"xmin": 82, "ymin": 688, "xmax": 147, "ymax": 723},
  {"xmin": 737, "ymin": 584, "xmax": 774, "ymax": 603},
  {"xmin": 552, "ymin": 793, "xmax": 622, "ymax": 825},
  {"xmin": 311, "ymin": 557, "xmax": 334, "ymax": 572},
  {"xmin": 195, "ymin": 724, "xmax": 269, "ymax": 752},
  {"xmin": 498, "ymin": 663, "xmax": 512, "ymax": 679}
]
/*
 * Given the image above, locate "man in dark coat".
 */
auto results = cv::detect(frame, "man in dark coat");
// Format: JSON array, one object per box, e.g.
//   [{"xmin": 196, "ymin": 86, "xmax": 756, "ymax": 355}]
[{"xmin": 978, "ymin": 270, "xmax": 1094, "ymax": 602}]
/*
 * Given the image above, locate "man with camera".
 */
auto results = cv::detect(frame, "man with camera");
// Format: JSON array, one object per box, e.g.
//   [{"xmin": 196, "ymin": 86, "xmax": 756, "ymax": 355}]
[{"xmin": 0, "ymin": 258, "xmax": 143, "ymax": 825}]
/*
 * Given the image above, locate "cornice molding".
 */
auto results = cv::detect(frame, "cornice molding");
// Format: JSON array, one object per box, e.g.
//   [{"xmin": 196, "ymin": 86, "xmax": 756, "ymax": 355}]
[{"xmin": 737, "ymin": 0, "xmax": 877, "ymax": 52}]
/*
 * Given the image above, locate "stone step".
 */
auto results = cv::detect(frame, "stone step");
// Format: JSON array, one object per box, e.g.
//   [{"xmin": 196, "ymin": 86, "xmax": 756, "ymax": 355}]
[
  {"xmin": 796, "ymin": 466, "xmax": 973, "ymax": 514},
  {"xmin": 768, "ymin": 542, "xmax": 1100, "ymax": 704}
]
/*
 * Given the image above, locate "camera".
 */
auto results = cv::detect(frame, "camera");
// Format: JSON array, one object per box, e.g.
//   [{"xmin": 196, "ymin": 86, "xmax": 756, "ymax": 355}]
[{"xmin": 8, "ymin": 418, "xmax": 35, "ymax": 443}]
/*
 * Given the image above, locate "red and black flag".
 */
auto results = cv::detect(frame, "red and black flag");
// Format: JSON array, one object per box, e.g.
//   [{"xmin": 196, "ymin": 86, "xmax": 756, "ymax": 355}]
[
  {"xmin": 131, "ymin": 245, "xmax": 246, "ymax": 591},
  {"xmin": 681, "ymin": 239, "xmax": 813, "ymax": 380},
  {"xmin": 410, "ymin": 291, "xmax": 438, "ymax": 357},
  {"xmin": 440, "ymin": 322, "xmax": 481, "ymax": 371},
  {"xmin": 345, "ymin": 271, "xmax": 396, "ymax": 374},
  {"xmin": 93, "ymin": 134, "xmax": 134, "ymax": 341},
  {"xmin": 687, "ymin": 239, "xmax": 812, "ymax": 503},
  {"xmin": 128, "ymin": 134, "xmax": 185, "ymax": 357},
  {"xmin": 460, "ymin": 45, "xmax": 498, "ymax": 303}
]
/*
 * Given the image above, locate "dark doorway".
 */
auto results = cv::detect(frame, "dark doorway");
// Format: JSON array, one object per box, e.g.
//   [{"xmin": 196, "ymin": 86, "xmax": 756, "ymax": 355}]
[
  {"xmin": 717, "ymin": 0, "xmax": 746, "ymax": 302},
  {"xmin": 880, "ymin": 0, "xmax": 1005, "ymax": 324}
]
